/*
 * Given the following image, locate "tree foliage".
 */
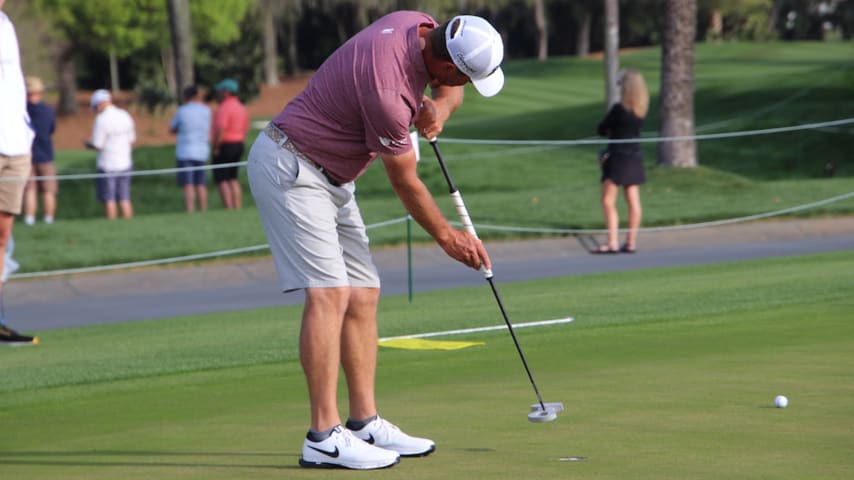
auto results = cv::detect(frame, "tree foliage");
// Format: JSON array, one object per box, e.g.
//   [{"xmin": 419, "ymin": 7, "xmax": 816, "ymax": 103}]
[
  {"xmin": 33, "ymin": 0, "xmax": 162, "ymax": 55},
  {"xmin": 195, "ymin": 10, "xmax": 264, "ymax": 103},
  {"xmin": 32, "ymin": 0, "xmax": 252, "ymax": 83},
  {"xmin": 22, "ymin": 0, "xmax": 852, "ymax": 111},
  {"xmin": 190, "ymin": 1, "xmax": 253, "ymax": 46},
  {"xmin": 701, "ymin": 0, "xmax": 777, "ymax": 40}
]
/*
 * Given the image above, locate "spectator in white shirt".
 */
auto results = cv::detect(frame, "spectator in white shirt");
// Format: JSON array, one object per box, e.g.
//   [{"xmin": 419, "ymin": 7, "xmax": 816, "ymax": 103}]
[
  {"xmin": 0, "ymin": 0, "xmax": 39, "ymax": 345},
  {"xmin": 86, "ymin": 89, "xmax": 136, "ymax": 219}
]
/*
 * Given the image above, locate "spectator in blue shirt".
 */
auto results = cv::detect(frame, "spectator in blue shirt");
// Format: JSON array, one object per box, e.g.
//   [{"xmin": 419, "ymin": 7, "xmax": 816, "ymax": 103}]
[
  {"xmin": 24, "ymin": 76, "xmax": 57, "ymax": 225},
  {"xmin": 169, "ymin": 85, "xmax": 212, "ymax": 212}
]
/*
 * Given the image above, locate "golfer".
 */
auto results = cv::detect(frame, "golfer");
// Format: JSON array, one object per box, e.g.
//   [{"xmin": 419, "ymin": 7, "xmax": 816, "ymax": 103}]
[{"xmin": 247, "ymin": 11, "xmax": 504, "ymax": 470}]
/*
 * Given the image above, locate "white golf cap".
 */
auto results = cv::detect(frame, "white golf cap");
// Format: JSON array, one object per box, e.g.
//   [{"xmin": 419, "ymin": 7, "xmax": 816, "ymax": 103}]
[
  {"xmin": 445, "ymin": 15, "xmax": 505, "ymax": 97},
  {"xmin": 90, "ymin": 89, "xmax": 111, "ymax": 111}
]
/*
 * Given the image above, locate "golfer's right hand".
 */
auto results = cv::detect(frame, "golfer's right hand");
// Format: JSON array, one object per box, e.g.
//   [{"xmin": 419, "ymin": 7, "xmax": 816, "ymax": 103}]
[{"xmin": 440, "ymin": 229, "xmax": 492, "ymax": 272}]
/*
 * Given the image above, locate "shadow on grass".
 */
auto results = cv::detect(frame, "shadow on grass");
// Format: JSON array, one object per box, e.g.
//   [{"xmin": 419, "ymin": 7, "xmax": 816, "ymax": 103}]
[{"xmin": 0, "ymin": 450, "xmax": 297, "ymax": 470}]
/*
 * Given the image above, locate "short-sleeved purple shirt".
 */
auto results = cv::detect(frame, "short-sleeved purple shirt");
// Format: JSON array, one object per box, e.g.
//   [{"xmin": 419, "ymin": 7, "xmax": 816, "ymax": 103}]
[{"xmin": 273, "ymin": 11, "xmax": 435, "ymax": 184}]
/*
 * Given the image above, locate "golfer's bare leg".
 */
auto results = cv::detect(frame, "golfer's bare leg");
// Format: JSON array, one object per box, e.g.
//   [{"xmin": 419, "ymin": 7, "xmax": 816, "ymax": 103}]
[
  {"xmin": 341, "ymin": 287, "xmax": 381, "ymax": 421},
  {"xmin": 624, "ymin": 185, "xmax": 642, "ymax": 249},
  {"xmin": 600, "ymin": 180, "xmax": 620, "ymax": 249},
  {"xmin": 0, "ymin": 212, "xmax": 13, "ymax": 273},
  {"xmin": 0, "ymin": 213, "xmax": 11, "ymax": 306},
  {"xmin": 302, "ymin": 286, "xmax": 349, "ymax": 432}
]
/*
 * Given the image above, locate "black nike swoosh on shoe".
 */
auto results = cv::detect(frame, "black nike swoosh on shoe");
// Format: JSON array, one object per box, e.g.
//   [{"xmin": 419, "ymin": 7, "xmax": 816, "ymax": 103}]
[
  {"xmin": 308, "ymin": 445, "xmax": 340, "ymax": 458},
  {"xmin": 366, "ymin": 434, "xmax": 376, "ymax": 445}
]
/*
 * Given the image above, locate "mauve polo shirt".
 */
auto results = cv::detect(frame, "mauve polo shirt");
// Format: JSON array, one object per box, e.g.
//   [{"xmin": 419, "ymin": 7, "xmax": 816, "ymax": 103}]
[{"xmin": 273, "ymin": 11, "xmax": 435, "ymax": 184}]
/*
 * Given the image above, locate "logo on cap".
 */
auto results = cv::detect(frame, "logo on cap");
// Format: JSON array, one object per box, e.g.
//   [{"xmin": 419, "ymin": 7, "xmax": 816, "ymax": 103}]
[{"xmin": 445, "ymin": 15, "xmax": 505, "ymax": 97}]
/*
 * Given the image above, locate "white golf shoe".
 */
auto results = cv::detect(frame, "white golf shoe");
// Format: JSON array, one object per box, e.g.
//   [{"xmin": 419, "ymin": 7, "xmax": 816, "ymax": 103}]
[
  {"xmin": 349, "ymin": 415, "xmax": 436, "ymax": 457},
  {"xmin": 299, "ymin": 425, "xmax": 400, "ymax": 470}
]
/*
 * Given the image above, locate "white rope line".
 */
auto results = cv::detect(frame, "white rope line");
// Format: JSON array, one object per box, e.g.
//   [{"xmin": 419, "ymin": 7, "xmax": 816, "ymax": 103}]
[
  {"xmin": 693, "ymin": 87, "xmax": 814, "ymax": 133},
  {"xmin": 431, "ymin": 98, "xmax": 850, "ymax": 160},
  {"xmin": 9, "ymin": 216, "xmax": 410, "ymax": 279},
  {"xmin": 450, "ymin": 190, "xmax": 854, "ymax": 235},
  {"xmin": 10, "ymin": 190, "xmax": 854, "ymax": 279},
  {"xmin": 4, "ymin": 161, "xmax": 246, "ymax": 183},
  {"xmin": 364, "ymin": 216, "xmax": 410, "ymax": 229},
  {"xmin": 10, "ymin": 245, "xmax": 270, "ymax": 279},
  {"xmin": 431, "ymin": 144, "xmax": 565, "ymax": 161},
  {"xmin": 4, "ymin": 116, "xmax": 850, "ymax": 183},
  {"xmin": 436, "ymin": 117, "xmax": 854, "ymax": 146},
  {"xmin": 433, "ymin": 87, "xmax": 838, "ymax": 159}
]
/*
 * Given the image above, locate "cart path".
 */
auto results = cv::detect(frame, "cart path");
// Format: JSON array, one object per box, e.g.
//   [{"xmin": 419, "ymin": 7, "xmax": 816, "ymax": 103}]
[{"xmin": 7, "ymin": 216, "xmax": 853, "ymax": 332}]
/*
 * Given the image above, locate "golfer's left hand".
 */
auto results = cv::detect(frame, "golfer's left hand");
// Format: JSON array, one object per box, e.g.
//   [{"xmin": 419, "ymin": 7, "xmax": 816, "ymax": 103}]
[{"xmin": 415, "ymin": 96, "xmax": 446, "ymax": 140}]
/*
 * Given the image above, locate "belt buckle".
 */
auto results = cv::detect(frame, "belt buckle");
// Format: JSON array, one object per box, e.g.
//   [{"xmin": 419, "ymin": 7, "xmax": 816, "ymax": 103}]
[
  {"xmin": 266, "ymin": 124, "xmax": 286, "ymax": 144},
  {"xmin": 268, "ymin": 124, "xmax": 341, "ymax": 187}
]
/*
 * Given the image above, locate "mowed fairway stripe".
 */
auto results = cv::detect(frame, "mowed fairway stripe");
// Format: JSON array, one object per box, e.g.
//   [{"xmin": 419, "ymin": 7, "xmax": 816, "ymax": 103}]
[{"xmin": 1, "ymin": 252, "xmax": 852, "ymax": 479}]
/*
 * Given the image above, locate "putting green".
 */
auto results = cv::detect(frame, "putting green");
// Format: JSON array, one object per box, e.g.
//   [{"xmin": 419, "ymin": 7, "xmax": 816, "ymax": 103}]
[{"xmin": 1, "ymin": 251, "xmax": 852, "ymax": 479}]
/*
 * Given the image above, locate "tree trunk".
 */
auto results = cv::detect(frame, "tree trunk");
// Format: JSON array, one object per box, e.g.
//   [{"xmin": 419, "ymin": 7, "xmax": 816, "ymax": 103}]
[
  {"xmin": 161, "ymin": 46, "xmax": 176, "ymax": 100},
  {"xmin": 767, "ymin": 0, "xmax": 782, "ymax": 36},
  {"xmin": 658, "ymin": 0, "xmax": 697, "ymax": 167},
  {"xmin": 604, "ymin": 0, "xmax": 620, "ymax": 108},
  {"xmin": 261, "ymin": 0, "xmax": 280, "ymax": 86},
  {"xmin": 167, "ymin": 0, "xmax": 194, "ymax": 100},
  {"xmin": 284, "ymin": 1, "xmax": 301, "ymax": 76},
  {"xmin": 56, "ymin": 44, "xmax": 78, "ymax": 115},
  {"xmin": 576, "ymin": 11, "xmax": 591, "ymax": 57},
  {"xmin": 109, "ymin": 48, "xmax": 120, "ymax": 93},
  {"xmin": 534, "ymin": 0, "xmax": 548, "ymax": 60}
]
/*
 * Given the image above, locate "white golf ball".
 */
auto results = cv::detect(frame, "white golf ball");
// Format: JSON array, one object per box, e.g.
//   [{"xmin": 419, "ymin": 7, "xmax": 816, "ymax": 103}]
[{"xmin": 774, "ymin": 395, "xmax": 788, "ymax": 408}]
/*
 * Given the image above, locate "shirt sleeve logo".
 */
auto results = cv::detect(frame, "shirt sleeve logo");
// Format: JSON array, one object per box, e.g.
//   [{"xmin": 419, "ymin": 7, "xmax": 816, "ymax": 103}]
[{"xmin": 379, "ymin": 135, "xmax": 409, "ymax": 148}]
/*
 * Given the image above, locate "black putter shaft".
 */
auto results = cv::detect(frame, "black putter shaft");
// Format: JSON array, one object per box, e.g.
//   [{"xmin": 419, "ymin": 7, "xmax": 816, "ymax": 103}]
[{"xmin": 429, "ymin": 139, "xmax": 548, "ymax": 412}]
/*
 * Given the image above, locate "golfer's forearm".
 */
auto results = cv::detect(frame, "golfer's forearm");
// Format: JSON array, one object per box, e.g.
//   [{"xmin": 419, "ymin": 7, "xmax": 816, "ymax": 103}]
[
  {"xmin": 392, "ymin": 180, "xmax": 454, "ymax": 243},
  {"xmin": 383, "ymin": 152, "xmax": 456, "ymax": 242},
  {"xmin": 432, "ymin": 86, "xmax": 464, "ymax": 119}
]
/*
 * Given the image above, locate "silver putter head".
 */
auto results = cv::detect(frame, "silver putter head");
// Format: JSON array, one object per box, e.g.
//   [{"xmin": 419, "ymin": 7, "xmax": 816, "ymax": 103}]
[
  {"xmin": 530, "ymin": 402, "xmax": 565, "ymax": 413},
  {"xmin": 527, "ymin": 402, "xmax": 564, "ymax": 423}
]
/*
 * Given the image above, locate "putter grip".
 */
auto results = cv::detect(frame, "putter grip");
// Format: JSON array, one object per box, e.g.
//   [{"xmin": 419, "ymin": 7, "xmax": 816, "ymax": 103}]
[{"xmin": 450, "ymin": 191, "xmax": 494, "ymax": 278}]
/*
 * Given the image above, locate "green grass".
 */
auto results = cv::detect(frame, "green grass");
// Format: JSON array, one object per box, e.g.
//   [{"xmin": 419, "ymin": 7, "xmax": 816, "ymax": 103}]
[
  {"xmin": 1, "ymin": 251, "xmax": 853, "ymax": 479},
  {"xmin": 12, "ymin": 41, "xmax": 854, "ymax": 273}
]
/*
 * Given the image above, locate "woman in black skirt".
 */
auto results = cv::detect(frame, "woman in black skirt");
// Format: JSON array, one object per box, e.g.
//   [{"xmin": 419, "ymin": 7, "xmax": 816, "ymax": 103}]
[{"xmin": 593, "ymin": 68, "xmax": 649, "ymax": 254}]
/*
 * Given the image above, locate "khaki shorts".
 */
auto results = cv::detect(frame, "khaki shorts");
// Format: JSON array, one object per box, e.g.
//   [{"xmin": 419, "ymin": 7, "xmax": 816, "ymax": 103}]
[
  {"xmin": 0, "ymin": 152, "xmax": 31, "ymax": 215},
  {"xmin": 246, "ymin": 130, "xmax": 380, "ymax": 292},
  {"xmin": 27, "ymin": 162, "xmax": 59, "ymax": 194}
]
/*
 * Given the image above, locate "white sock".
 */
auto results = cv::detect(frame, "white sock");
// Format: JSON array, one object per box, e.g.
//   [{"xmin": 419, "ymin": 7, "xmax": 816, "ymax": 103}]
[
  {"xmin": 23, "ymin": 215, "xmax": 35, "ymax": 226},
  {"xmin": 44, "ymin": 216, "xmax": 54, "ymax": 224}
]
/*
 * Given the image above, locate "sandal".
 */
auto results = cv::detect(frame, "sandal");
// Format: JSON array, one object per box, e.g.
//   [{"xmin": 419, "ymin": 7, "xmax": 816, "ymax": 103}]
[
  {"xmin": 619, "ymin": 244, "xmax": 637, "ymax": 254},
  {"xmin": 591, "ymin": 245, "xmax": 619, "ymax": 254}
]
